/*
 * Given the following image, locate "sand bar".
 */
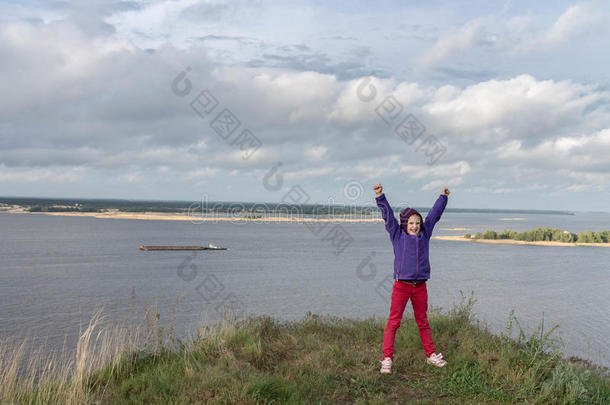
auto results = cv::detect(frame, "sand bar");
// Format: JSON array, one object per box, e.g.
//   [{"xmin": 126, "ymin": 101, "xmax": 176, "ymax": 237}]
[
  {"xmin": 433, "ymin": 235, "xmax": 610, "ymax": 247},
  {"xmin": 2, "ymin": 210, "xmax": 384, "ymax": 223}
]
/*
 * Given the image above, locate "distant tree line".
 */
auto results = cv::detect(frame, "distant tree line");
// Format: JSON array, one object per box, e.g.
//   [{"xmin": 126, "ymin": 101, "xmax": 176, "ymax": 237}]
[
  {"xmin": 23, "ymin": 203, "xmax": 376, "ymax": 215},
  {"xmin": 464, "ymin": 227, "xmax": 610, "ymax": 243},
  {"xmin": 119, "ymin": 207, "xmax": 185, "ymax": 213},
  {"xmin": 28, "ymin": 206, "xmax": 102, "ymax": 213},
  {"xmin": 1, "ymin": 197, "xmax": 576, "ymax": 216}
]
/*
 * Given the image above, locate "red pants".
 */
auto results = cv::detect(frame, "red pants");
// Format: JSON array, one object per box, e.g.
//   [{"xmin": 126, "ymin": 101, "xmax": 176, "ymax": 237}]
[{"xmin": 382, "ymin": 280, "xmax": 435, "ymax": 359}]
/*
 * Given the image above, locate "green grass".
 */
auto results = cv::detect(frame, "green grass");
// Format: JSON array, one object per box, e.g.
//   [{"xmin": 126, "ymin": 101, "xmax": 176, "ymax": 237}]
[{"xmin": 3, "ymin": 295, "xmax": 609, "ymax": 404}]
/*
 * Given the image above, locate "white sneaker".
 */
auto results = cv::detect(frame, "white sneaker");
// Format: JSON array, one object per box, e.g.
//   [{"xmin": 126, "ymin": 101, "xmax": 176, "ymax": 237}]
[
  {"xmin": 380, "ymin": 357, "xmax": 392, "ymax": 374},
  {"xmin": 426, "ymin": 352, "xmax": 447, "ymax": 367}
]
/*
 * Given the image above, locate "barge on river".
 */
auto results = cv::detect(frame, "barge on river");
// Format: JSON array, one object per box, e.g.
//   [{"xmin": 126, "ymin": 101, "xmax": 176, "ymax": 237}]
[{"xmin": 139, "ymin": 244, "xmax": 227, "ymax": 251}]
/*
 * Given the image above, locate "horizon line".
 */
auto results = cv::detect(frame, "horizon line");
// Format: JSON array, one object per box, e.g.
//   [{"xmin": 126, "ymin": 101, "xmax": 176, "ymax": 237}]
[{"xmin": 0, "ymin": 195, "xmax": 599, "ymax": 215}]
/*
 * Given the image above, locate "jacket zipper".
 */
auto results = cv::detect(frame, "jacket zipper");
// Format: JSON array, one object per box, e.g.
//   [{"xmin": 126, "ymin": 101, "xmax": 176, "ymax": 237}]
[{"xmin": 415, "ymin": 235, "xmax": 419, "ymax": 280}]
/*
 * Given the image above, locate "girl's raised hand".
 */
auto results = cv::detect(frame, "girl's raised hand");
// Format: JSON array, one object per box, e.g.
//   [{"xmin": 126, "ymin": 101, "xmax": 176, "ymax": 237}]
[
  {"xmin": 373, "ymin": 184, "xmax": 383, "ymax": 196},
  {"xmin": 442, "ymin": 187, "xmax": 450, "ymax": 196}
]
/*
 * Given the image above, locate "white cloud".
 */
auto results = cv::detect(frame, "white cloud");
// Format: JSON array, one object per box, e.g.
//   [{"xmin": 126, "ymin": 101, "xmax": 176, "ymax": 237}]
[
  {"xmin": 249, "ymin": 70, "xmax": 340, "ymax": 124},
  {"xmin": 351, "ymin": 162, "xmax": 394, "ymax": 180},
  {"xmin": 105, "ymin": 0, "xmax": 199, "ymax": 42},
  {"xmin": 495, "ymin": 129, "xmax": 610, "ymax": 173},
  {"xmin": 399, "ymin": 161, "xmax": 471, "ymax": 179},
  {"xmin": 304, "ymin": 145, "xmax": 327, "ymax": 161},
  {"xmin": 506, "ymin": 14, "xmax": 534, "ymax": 33},
  {"xmin": 284, "ymin": 167, "xmax": 332, "ymax": 180},
  {"xmin": 187, "ymin": 167, "xmax": 220, "ymax": 179},
  {"xmin": 420, "ymin": 177, "xmax": 463, "ymax": 192},
  {"xmin": 501, "ymin": 3, "xmax": 608, "ymax": 54},
  {"xmin": 396, "ymin": 162, "xmax": 470, "ymax": 192},
  {"xmin": 544, "ymin": 3, "xmax": 603, "ymax": 45},
  {"xmin": 117, "ymin": 172, "xmax": 143, "ymax": 183},
  {"xmin": 424, "ymin": 74, "xmax": 604, "ymax": 143},
  {"xmin": 328, "ymin": 76, "xmax": 396, "ymax": 124},
  {"xmin": 0, "ymin": 166, "xmax": 83, "ymax": 182},
  {"xmin": 0, "ymin": 20, "xmax": 135, "ymax": 114},
  {"xmin": 420, "ymin": 16, "xmax": 493, "ymax": 67},
  {"xmin": 565, "ymin": 170, "xmax": 610, "ymax": 191}
]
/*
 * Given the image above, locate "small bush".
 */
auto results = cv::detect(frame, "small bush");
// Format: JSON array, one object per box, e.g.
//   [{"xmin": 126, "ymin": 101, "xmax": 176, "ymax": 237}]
[
  {"xmin": 538, "ymin": 362, "xmax": 595, "ymax": 404},
  {"xmin": 483, "ymin": 230, "xmax": 498, "ymax": 239},
  {"xmin": 499, "ymin": 230, "xmax": 517, "ymax": 239},
  {"xmin": 247, "ymin": 376, "xmax": 301, "ymax": 404}
]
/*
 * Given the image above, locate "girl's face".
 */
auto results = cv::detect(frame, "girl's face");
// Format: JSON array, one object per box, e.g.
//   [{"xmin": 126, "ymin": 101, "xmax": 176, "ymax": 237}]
[{"xmin": 407, "ymin": 214, "xmax": 421, "ymax": 235}]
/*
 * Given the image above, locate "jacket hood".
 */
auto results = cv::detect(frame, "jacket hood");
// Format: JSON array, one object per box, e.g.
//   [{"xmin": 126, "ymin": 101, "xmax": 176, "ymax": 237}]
[{"xmin": 399, "ymin": 207, "xmax": 423, "ymax": 233}]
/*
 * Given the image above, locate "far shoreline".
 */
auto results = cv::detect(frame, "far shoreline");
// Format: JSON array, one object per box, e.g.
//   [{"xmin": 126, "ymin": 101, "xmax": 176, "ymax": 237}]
[
  {"xmin": 1, "ymin": 210, "xmax": 384, "ymax": 223},
  {"xmin": 433, "ymin": 235, "xmax": 610, "ymax": 247}
]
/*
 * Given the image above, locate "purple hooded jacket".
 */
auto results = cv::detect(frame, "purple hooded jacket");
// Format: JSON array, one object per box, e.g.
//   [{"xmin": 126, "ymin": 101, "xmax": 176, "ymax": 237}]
[{"xmin": 376, "ymin": 193, "xmax": 448, "ymax": 281}]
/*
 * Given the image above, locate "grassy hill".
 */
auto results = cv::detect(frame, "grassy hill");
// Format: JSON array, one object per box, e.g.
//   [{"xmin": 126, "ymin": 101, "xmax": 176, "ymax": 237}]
[{"xmin": 2, "ymin": 295, "xmax": 608, "ymax": 404}]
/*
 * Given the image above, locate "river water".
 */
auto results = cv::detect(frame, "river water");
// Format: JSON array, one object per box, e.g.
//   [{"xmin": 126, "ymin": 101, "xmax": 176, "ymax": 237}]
[{"xmin": 1, "ymin": 211, "xmax": 608, "ymax": 367}]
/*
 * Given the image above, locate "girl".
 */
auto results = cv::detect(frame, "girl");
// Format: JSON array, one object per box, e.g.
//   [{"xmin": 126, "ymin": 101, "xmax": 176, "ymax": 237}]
[{"xmin": 373, "ymin": 183, "xmax": 450, "ymax": 374}]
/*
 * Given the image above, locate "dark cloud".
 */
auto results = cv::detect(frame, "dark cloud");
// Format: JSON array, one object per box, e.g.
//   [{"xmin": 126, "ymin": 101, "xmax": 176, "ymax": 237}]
[
  {"xmin": 293, "ymin": 44, "xmax": 311, "ymax": 52},
  {"xmin": 179, "ymin": 2, "xmax": 237, "ymax": 22},
  {"xmin": 179, "ymin": 0, "xmax": 263, "ymax": 24},
  {"xmin": 114, "ymin": 1, "xmax": 141, "ymax": 12},
  {"xmin": 431, "ymin": 66, "xmax": 496, "ymax": 82},
  {"xmin": 196, "ymin": 34, "xmax": 259, "ymax": 46},
  {"xmin": 18, "ymin": 1, "xmax": 142, "ymax": 36},
  {"xmin": 326, "ymin": 35, "xmax": 357, "ymax": 41},
  {"xmin": 247, "ymin": 51, "xmax": 371, "ymax": 80}
]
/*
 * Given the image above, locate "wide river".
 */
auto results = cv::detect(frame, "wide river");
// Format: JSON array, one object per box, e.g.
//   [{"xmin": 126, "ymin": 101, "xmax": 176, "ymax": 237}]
[{"xmin": 1, "ymin": 211, "xmax": 609, "ymax": 367}]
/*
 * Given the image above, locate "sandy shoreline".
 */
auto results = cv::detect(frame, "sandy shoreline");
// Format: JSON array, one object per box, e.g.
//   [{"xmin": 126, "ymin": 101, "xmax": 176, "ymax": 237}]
[
  {"xmin": 4, "ymin": 212, "xmax": 607, "ymax": 247},
  {"xmin": 433, "ymin": 235, "xmax": 610, "ymax": 247},
  {"xmin": 1, "ymin": 210, "xmax": 384, "ymax": 223}
]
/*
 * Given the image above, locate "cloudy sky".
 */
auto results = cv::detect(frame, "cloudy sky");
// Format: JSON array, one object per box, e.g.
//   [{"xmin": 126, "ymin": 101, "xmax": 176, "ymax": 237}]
[{"xmin": 1, "ymin": 0, "xmax": 609, "ymax": 211}]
